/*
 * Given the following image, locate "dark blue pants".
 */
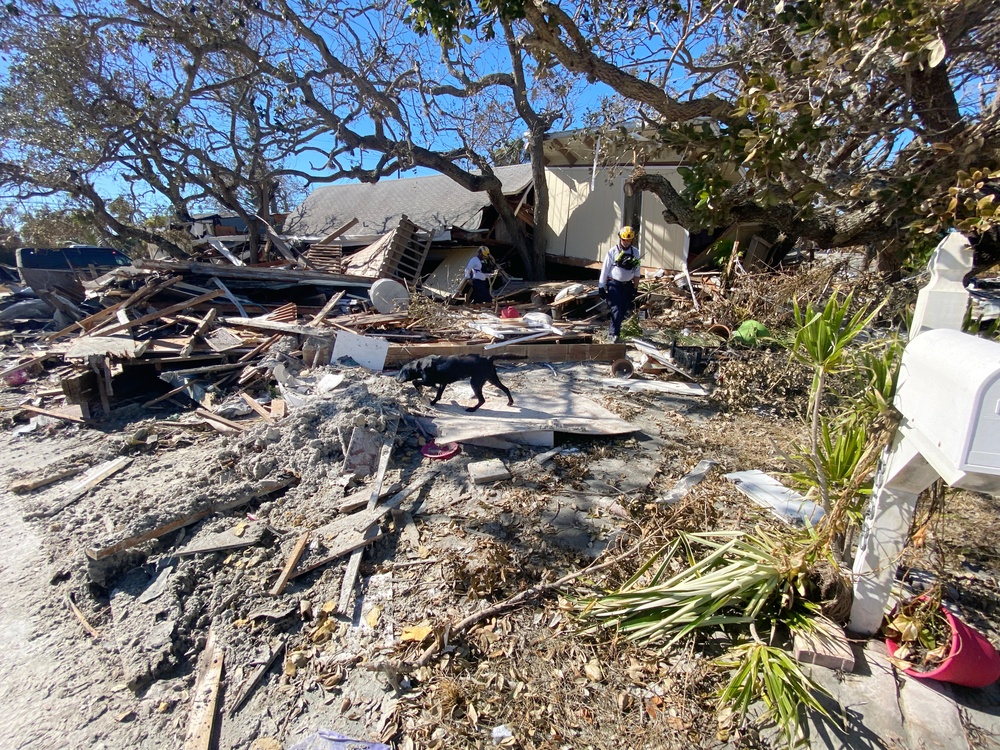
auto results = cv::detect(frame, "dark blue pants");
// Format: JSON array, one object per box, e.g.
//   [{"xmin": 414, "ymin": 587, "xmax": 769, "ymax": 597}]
[
  {"xmin": 471, "ymin": 278, "xmax": 492, "ymax": 304},
  {"xmin": 608, "ymin": 279, "xmax": 634, "ymax": 337}
]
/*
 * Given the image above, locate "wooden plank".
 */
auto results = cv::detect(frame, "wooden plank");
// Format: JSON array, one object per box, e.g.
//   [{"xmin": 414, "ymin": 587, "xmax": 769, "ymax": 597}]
[
  {"xmin": 269, "ymin": 532, "xmax": 310, "ymax": 596},
  {"xmin": 182, "ymin": 625, "xmax": 225, "ymax": 750},
  {"xmin": 269, "ymin": 399, "xmax": 286, "ymax": 419},
  {"xmin": 196, "ymin": 408, "xmax": 251, "ymax": 432},
  {"xmin": 237, "ymin": 333, "xmax": 281, "ymax": 363},
  {"xmin": 338, "ymin": 419, "xmax": 398, "ymax": 614},
  {"xmin": 143, "ymin": 382, "xmax": 193, "ymax": 408},
  {"xmin": 9, "ymin": 465, "xmax": 85, "ymax": 494},
  {"xmin": 85, "ymin": 477, "xmax": 294, "ymax": 560},
  {"xmin": 180, "ymin": 308, "xmax": 218, "ymax": 358},
  {"xmin": 25, "ymin": 456, "xmax": 133, "ymax": 520},
  {"xmin": 793, "ymin": 615, "xmax": 855, "ymax": 672},
  {"xmin": 240, "ymin": 393, "xmax": 273, "ymax": 421},
  {"xmin": 91, "ymin": 289, "xmax": 225, "ymax": 337},
  {"xmin": 337, "ymin": 481, "xmax": 403, "ymax": 514},
  {"xmin": 308, "ymin": 290, "xmax": 346, "ymax": 326},
  {"xmin": 313, "ymin": 218, "xmax": 359, "ymax": 248},
  {"xmin": 0, "ymin": 353, "xmax": 57, "ymax": 379},
  {"xmin": 289, "ymin": 526, "xmax": 384, "ymax": 581},
  {"xmin": 133, "ymin": 258, "xmax": 375, "ymax": 287},
  {"xmin": 220, "ymin": 317, "xmax": 338, "ymax": 338},
  {"xmin": 17, "ymin": 404, "xmax": 87, "ymax": 424}
]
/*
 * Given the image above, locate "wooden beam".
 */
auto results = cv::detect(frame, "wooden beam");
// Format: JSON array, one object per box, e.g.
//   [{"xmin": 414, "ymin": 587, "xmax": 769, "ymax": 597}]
[
  {"xmin": 240, "ymin": 392, "xmax": 273, "ymax": 421},
  {"xmin": 196, "ymin": 408, "xmax": 250, "ymax": 431},
  {"xmin": 9, "ymin": 465, "xmax": 85, "ymax": 494},
  {"xmin": 314, "ymin": 217, "xmax": 359, "ymax": 247},
  {"xmin": 133, "ymin": 258, "xmax": 375, "ymax": 288},
  {"xmin": 220, "ymin": 317, "xmax": 338, "ymax": 338},
  {"xmin": 17, "ymin": 404, "xmax": 87, "ymax": 424}
]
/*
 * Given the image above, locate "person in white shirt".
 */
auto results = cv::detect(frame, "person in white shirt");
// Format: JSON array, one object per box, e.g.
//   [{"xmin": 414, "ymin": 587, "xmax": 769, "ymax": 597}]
[
  {"xmin": 598, "ymin": 226, "xmax": 641, "ymax": 343},
  {"xmin": 465, "ymin": 246, "xmax": 494, "ymax": 304}
]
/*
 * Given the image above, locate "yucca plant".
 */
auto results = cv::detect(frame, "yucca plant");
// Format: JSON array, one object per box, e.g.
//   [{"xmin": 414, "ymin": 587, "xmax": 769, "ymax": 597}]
[
  {"xmin": 579, "ymin": 530, "xmax": 807, "ymax": 649},
  {"xmin": 717, "ymin": 637, "xmax": 832, "ymax": 748},
  {"xmin": 789, "ymin": 292, "xmax": 883, "ymax": 513}
]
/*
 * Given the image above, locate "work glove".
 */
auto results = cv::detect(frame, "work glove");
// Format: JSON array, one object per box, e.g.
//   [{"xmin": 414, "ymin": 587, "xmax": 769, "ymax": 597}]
[{"xmin": 598, "ymin": 287, "xmax": 607, "ymax": 299}]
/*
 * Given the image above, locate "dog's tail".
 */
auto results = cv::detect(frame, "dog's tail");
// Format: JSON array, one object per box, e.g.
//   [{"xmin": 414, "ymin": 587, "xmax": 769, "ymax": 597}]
[{"xmin": 488, "ymin": 354, "xmax": 529, "ymax": 362}]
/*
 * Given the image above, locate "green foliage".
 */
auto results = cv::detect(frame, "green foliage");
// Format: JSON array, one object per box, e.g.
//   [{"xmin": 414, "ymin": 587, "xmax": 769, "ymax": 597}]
[
  {"xmin": 790, "ymin": 292, "xmax": 882, "ymax": 383},
  {"xmin": 718, "ymin": 640, "xmax": 831, "ymax": 748},
  {"xmin": 579, "ymin": 530, "xmax": 802, "ymax": 649},
  {"xmin": 405, "ymin": 0, "xmax": 525, "ymax": 43}
]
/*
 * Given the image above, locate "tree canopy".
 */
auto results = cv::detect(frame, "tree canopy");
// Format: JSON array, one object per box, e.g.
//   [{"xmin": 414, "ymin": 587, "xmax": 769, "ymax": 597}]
[{"xmin": 2, "ymin": 0, "xmax": 998, "ymax": 274}]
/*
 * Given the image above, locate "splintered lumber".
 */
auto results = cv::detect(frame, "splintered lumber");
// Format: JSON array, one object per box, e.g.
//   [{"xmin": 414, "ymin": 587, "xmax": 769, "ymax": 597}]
[
  {"xmin": 9, "ymin": 465, "xmax": 85, "ymax": 494},
  {"xmin": 238, "ymin": 333, "xmax": 281, "ymax": 363},
  {"xmin": 92, "ymin": 289, "xmax": 225, "ymax": 337},
  {"xmin": 180, "ymin": 308, "xmax": 218, "ymax": 358},
  {"xmin": 182, "ymin": 626, "xmax": 225, "ymax": 750},
  {"xmin": 17, "ymin": 404, "xmax": 87, "ymax": 424},
  {"xmin": 228, "ymin": 635, "xmax": 287, "ymax": 716},
  {"xmin": 45, "ymin": 274, "xmax": 183, "ymax": 341},
  {"xmin": 290, "ymin": 526, "xmax": 384, "ymax": 581},
  {"xmin": 85, "ymin": 476, "xmax": 295, "ymax": 561},
  {"xmin": 308, "ymin": 290, "xmax": 346, "ymax": 326},
  {"xmin": 143, "ymin": 382, "xmax": 194, "ymax": 408},
  {"xmin": 25, "ymin": 456, "xmax": 133, "ymax": 520},
  {"xmin": 196, "ymin": 408, "xmax": 250, "ymax": 432},
  {"xmin": 269, "ymin": 532, "xmax": 310, "ymax": 596},
  {"xmin": 240, "ymin": 393, "xmax": 273, "ymax": 421}
]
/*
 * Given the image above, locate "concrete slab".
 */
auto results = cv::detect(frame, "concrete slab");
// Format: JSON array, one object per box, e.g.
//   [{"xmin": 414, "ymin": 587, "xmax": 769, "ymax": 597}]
[
  {"xmin": 468, "ymin": 458, "xmax": 510, "ymax": 485},
  {"xmin": 806, "ymin": 642, "xmax": 906, "ymax": 749},
  {"xmin": 898, "ymin": 675, "xmax": 967, "ymax": 750}
]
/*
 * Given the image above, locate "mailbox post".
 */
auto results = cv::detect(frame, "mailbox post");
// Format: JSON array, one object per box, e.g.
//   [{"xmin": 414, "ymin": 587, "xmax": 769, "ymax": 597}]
[{"xmin": 849, "ymin": 233, "xmax": 1000, "ymax": 634}]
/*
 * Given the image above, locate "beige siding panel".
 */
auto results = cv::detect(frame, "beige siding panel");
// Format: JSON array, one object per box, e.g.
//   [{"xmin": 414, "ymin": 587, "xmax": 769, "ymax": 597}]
[{"xmin": 543, "ymin": 166, "xmax": 689, "ymax": 271}]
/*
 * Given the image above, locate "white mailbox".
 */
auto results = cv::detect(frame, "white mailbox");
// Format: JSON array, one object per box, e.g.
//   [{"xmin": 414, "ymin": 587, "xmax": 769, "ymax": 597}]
[{"xmin": 894, "ymin": 328, "xmax": 1000, "ymax": 490}]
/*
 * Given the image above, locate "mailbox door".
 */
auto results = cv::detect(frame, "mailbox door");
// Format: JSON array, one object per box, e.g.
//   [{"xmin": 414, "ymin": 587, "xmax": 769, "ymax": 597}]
[{"xmin": 967, "ymin": 374, "xmax": 1000, "ymax": 473}]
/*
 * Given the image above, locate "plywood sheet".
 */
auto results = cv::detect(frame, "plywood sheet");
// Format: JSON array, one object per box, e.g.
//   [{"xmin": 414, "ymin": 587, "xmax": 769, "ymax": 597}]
[{"xmin": 422, "ymin": 385, "xmax": 635, "ymax": 443}]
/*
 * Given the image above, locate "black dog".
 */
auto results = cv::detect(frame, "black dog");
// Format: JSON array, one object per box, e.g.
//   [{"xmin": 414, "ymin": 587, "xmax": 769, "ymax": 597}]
[{"xmin": 396, "ymin": 354, "xmax": 516, "ymax": 412}]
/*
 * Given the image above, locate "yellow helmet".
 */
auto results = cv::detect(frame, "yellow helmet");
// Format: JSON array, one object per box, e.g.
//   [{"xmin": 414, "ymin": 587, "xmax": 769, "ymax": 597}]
[
  {"xmin": 619, "ymin": 226, "xmax": 636, "ymax": 241},
  {"xmin": 479, "ymin": 246, "xmax": 491, "ymax": 257}
]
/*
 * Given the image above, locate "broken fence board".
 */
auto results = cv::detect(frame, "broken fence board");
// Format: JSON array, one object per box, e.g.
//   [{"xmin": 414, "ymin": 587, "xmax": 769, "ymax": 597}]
[
  {"xmin": 25, "ymin": 457, "xmax": 133, "ymax": 520},
  {"xmin": 182, "ymin": 626, "xmax": 225, "ymax": 750},
  {"xmin": 240, "ymin": 393, "xmax": 273, "ymax": 421}
]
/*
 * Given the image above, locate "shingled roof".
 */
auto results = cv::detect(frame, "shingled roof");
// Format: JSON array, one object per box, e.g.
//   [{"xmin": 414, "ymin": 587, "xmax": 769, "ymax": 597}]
[{"xmin": 284, "ymin": 164, "xmax": 534, "ymax": 240}]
